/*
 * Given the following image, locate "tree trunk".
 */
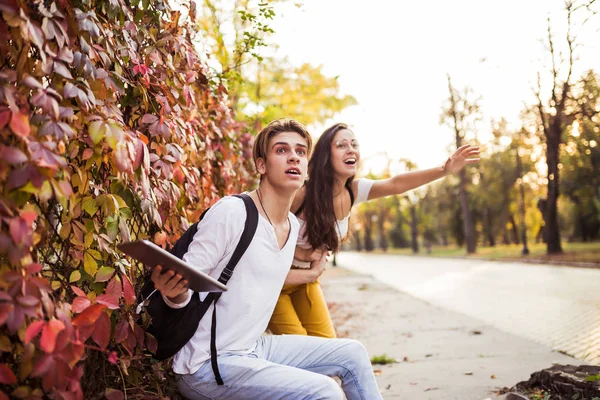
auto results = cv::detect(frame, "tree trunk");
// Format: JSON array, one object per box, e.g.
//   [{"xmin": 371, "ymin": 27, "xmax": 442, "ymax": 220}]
[
  {"xmin": 458, "ymin": 170, "xmax": 477, "ymax": 253},
  {"xmin": 410, "ymin": 205, "xmax": 419, "ymax": 253},
  {"xmin": 544, "ymin": 127, "xmax": 563, "ymax": 253},
  {"xmin": 353, "ymin": 230, "xmax": 362, "ymax": 251},
  {"xmin": 509, "ymin": 214, "xmax": 520, "ymax": 244},
  {"xmin": 485, "ymin": 208, "xmax": 496, "ymax": 246},
  {"xmin": 378, "ymin": 218, "xmax": 388, "ymax": 251}
]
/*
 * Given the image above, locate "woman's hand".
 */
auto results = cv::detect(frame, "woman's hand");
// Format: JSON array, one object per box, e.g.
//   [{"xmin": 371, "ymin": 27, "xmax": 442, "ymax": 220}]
[
  {"xmin": 151, "ymin": 265, "xmax": 189, "ymax": 303},
  {"xmin": 309, "ymin": 252, "xmax": 329, "ymax": 282},
  {"xmin": 308, "ymin": 247, "xmax": 328, "ymax": 262},
  {"xmin": 443, "ymin": 144, "xmax": 480, "ymax": 174},
  {"xmin": 294, "ymin": 246, "xmax": 329, "ymax": 262}
]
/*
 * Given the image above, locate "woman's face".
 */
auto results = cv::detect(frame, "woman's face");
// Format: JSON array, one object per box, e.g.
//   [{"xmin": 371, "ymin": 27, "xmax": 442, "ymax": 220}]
[{"xmin": 330, "ymin": 128, "xmax": 360, "ymax": 180}]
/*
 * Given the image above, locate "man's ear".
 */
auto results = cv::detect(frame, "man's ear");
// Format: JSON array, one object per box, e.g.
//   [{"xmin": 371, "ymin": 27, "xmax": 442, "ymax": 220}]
[{"xmin": 256, "ymin": 157, "xmax": 266, "ymax": 176}]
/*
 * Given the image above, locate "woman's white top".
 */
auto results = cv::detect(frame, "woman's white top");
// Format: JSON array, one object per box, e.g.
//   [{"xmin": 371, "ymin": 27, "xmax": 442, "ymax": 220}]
[{"xmin": 293, "ymin": 178, "xmax": 374, "ymax": 268}]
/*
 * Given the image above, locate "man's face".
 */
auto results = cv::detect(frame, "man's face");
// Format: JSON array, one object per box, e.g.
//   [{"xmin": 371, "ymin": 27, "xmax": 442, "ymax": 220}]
[{"xmin": 257, "ymin": 131, "xmax": 309, "ymax": 190}]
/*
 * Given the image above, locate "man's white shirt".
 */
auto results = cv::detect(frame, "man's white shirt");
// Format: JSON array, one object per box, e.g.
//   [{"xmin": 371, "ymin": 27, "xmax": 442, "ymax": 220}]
[{"xmin": 163, "ymin": 196, "xmax": 299, "ymax": 375}]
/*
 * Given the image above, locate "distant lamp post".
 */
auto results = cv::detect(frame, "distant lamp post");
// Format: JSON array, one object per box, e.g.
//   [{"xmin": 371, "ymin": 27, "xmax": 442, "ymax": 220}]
[{"xmin": 516, "ymin": 147, "xmax": 530, "ymax": 255}]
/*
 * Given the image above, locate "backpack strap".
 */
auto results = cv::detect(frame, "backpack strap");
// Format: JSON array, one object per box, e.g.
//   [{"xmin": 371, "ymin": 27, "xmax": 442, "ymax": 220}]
[{"xmin": 205, "ymin": 193, "xmax": 258, "ymax": 385}]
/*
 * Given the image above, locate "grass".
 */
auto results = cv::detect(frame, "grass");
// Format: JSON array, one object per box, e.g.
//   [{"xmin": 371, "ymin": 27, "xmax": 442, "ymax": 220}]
[
  {"xmin": 370, "ymin": 354, "xmax": 397, "ymax": 365},
  {"xmin": 365, "ymin": 241, "xmax": 600, "ymax": 267}
]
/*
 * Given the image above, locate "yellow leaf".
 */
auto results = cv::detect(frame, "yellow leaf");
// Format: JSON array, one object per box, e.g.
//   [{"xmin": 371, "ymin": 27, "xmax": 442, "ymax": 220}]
[
  {"xmin": 51, "ymin": 281, "xmax": 61, "ymax": 290},
  {"xmin": 112, "ymin": 194, "xmax": 128, "ymax": 209},
  {"xmin": 83, "ymin": 252, "xmax": 98, "ymax": 276},
  {"xmin": 69, "ymin": 270, "xmax": 81, "ymax": 283},
  {"xmin": 59, "ymin": 223, "xmax": 71, "ymax": 240},
  {"xmin": 82, "ymin": 196, "xmax": 98, "ymax": 216},
  {"xmin": 0, "ymin": 335, "xmax": 12, "ymax": 352},
  {"xmin": 84, "ymin": 232, "xmax": 94, "ymax": 249},
  {"xmin": 87, "ymin": 249, "xmax": 102, "ymax": 260},
  {"xmin": 89, "ymin": 121, "xmax": 106, "ymax": 145}
]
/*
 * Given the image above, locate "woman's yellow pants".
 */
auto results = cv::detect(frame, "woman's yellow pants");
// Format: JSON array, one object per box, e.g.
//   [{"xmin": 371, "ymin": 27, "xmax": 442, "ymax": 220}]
[{"xmin": 268, "ymin": 280, "xmax": 336, "ymax": 338}]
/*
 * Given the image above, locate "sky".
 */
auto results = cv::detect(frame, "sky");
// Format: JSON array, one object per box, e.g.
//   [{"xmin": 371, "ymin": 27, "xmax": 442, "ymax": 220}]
[{"xmin": 269, "ymin": 0, "xmax": 600, "ymax": 175}]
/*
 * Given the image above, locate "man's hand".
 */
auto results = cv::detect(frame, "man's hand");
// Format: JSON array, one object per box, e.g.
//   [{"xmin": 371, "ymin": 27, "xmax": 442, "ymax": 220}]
[
  {"xmin": 151, "ymin": 265, "xmax": 189, "ymax": 303},
  {"xmin": 443, "ymin": 144, "xmax": 480, "ymax": 174}
]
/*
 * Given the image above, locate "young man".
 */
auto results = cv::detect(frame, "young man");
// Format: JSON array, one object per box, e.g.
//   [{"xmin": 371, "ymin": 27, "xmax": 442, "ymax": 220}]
[{"xmin": 150, "ymin": 119, "xmax": 383, "ymax": 399}]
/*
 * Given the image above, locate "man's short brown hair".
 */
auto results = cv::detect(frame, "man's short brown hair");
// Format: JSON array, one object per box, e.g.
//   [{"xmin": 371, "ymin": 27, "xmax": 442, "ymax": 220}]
[{"xmin": 252, "ymin": 119, "xmax": 313, "ymax": 170}]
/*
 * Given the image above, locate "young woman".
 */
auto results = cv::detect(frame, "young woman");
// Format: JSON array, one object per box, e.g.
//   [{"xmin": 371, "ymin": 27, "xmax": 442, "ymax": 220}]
[{"xmin": 268, "ymin": 123, "xmax": 480, "ymax": 338}]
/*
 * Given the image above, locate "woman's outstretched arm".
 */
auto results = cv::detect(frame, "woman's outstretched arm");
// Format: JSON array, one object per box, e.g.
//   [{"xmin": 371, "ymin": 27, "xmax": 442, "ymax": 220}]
[{"xmin": 367, "ymin": 144, "xmax": 480, "ymax": 201}]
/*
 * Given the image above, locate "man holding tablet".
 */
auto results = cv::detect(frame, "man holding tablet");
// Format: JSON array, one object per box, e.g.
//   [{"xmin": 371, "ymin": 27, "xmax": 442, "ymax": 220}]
[{"xmin": 149, "ymin": 119, "xmax": 383, "ymax": 400}]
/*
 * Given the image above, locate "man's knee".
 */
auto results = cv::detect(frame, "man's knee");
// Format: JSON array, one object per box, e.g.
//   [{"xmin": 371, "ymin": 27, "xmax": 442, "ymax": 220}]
[
  {"xmin": 315, "ymin": 376, "xmax": 344, "ymax": 400},
  {"xmin": 339, "ymin": 338, "xmax": 371, "ymax": 367}
]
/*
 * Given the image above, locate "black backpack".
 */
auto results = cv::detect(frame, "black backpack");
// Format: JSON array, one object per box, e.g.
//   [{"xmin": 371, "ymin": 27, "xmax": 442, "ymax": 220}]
[{"xmin": 137, "ymin": 193, "xmax": 258, "ymax": 385}]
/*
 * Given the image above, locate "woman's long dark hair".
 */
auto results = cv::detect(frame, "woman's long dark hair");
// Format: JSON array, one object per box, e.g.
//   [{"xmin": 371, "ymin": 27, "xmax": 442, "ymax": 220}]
[{"xmin": 303, "ymin": 123, "xmax": 354, "ymax": 253}]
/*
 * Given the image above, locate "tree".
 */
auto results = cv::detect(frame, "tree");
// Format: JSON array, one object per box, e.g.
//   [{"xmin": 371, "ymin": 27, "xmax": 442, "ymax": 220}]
[
  {"xmin": 194, "ymin": 0, "xmax": 356, "ymax": 127},
  {"xmin": 533, "ymin": 0, "xmax": 598, "ymax": 252},
  {"xmin": 441, "ymin": 75, "xmax": 479, "ymax": 253},
  {"xmin": 561, "ymin": 70, "xmax": 600, "ymax": 241}
]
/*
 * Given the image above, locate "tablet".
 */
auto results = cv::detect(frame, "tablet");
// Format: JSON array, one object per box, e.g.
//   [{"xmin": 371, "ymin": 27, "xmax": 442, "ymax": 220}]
[{"xmin": 117, "ymin": 240, "xmax": 227, "ymax": 293}]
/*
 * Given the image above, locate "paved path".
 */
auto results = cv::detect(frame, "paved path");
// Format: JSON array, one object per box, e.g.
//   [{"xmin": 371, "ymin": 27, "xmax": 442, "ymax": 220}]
[
  {"xmin": 320, "ymin": 267, "xmax": 581, "ymax": 399},
  {"xmin": 335, "ymin": 252, "xmax": 600, "ymax": 365}
]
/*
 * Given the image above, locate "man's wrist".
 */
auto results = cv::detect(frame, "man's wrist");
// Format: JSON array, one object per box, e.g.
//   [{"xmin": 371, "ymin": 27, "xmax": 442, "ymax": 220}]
[{"xmin": 166, "ymin": 292, "xmax": 189, "ymax": 304}]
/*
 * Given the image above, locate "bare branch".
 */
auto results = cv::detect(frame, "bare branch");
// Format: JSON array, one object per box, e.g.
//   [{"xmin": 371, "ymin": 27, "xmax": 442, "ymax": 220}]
[
  {"xmin": 535, "ymin": 72, "xmax": 550, "ymax": 136},
  {"xmin": 546, "ymin": 17, "xmax": 559, "ymax": 107},
  {"xmin": 446, "ymin": 74, "xmax": 463, "ymax": 147}
]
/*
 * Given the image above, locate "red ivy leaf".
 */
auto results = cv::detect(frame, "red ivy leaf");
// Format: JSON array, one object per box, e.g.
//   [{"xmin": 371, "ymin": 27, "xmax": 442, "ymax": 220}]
[
  {"xmin": 145, "ymin": 333, "xmax": 158, "ymax": 354},
  {"xmin": 0, "ymin": 146, "xmax": 27, "ymax": 164},
  {"xmin": 25, "ymin": 263, "xmax": 43, "ymax": 275},
  {"xmin": 31, "ymin": 354, "xmax": 54, "ymax": 378},
  {"xmin": 40, "ymin": 319, "xmax": 65, "ymax": 353},
  {"xmin": 9, "ymin": 111, "xmax": 30, "ymax": 137},
  {"xmin": 24, "ymin": 320, "xmax": 45, "ymax": 343},
  {"xmin": 71, "ymin": 296, "xmax": 91, "ymax": 313},
  {"xmin": 0, "ymin": 304, "xmax": 14, "ymax": 326},
  {"xmin": 113, "ymin": 320, "xmax": 128, "ymax": 343},
  {"xmin": 0, "ymin": 109, "xmax": 10, "ymax": 130},
  {"xmin": 92, "ymin": 311, "xmax": 110, "ymax": 350},
  {"xmin": 70, "ymin": 285, "xmax": 86, "ymax": 297},
  {"xmin": 95, "ymin": 294, "xmax": 119, "ymax": 310},
  {"xmin": 122, "ymin": 275, "xmax": 136, "ymax": 306},
  {"xmin": 0, "ymin": 364, "xmax": 16, "ymax": 385},
  {"xmin": 0, "ymin": 390, "xmax": 9, "ymax": 400},
  {"xmin": 72, "ymin": 303, "xmax": 106, "ymax": 327},
  {"xmin": 9, "ymin": 217, "xmax": 30, "ymax": 246},
  {"xmin": 105, "ymin": 388, "xmax": 125, "ymax": 400},
  {"xmin": 105, "ymin": 276, "xmax": 122, "ymax": 298},
  {"xmin": 16, "ymin": 295, "xmax": 39, "ymax": 307}
]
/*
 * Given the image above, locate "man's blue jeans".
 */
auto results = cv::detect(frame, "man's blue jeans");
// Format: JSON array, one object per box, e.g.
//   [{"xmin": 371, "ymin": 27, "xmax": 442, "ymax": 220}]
[{"xmin": 176, "ymin": 335, "xmax": 383, "ymax": 400}]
